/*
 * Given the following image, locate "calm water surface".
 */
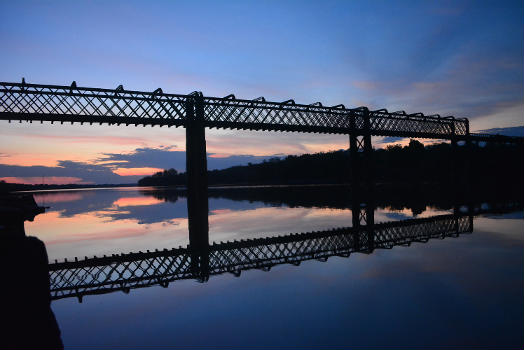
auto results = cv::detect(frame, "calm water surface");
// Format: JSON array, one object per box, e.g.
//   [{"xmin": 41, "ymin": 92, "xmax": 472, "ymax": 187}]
[{"xmin": 25, "ymin": 187, "xmax": 524, "ymax": 348}]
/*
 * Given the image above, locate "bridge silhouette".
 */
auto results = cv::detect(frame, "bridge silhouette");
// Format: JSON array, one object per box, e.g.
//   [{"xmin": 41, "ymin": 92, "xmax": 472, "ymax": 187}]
[
  {"xmin": 2, "ymin": 81, "xmax": 523, "ymax": 299},
  {"xmin": 0, "ymin": 80, "xmax": 471, "ymax": 136},
  {"xmin": 1, "ymin": 80, "xmax": 522, "ymax": 348},
  {"xmin": 2, "ymin": 80, "xmax": 522, "ymax": 143},
  {"xmin": 2, "ymin": 80, "xmax": 523, "ymax": 235},
  {"xmin": 48, "ymin": 196, "xmax": 522, "ymax": 303},
  {"xmin": 49, "ymin": 213, "xmax": 473, "ymax": 302}
]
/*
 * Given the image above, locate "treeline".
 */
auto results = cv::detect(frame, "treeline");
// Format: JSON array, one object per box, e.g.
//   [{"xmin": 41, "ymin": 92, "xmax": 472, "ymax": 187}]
[
  {"xmin": 137, "ymin": 140, "xmax": 524, "ymax": 187},
  {"xmin": 141, "ymin": 185, "xmax": 523, "ymax": 216},
  {"xmin": 0, "ymin": 181, "xmax": 136, "ymax": 194}
]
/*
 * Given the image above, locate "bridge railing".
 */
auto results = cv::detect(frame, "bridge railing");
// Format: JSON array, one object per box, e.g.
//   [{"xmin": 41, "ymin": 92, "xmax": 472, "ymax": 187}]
[
  {"xmin": 369, "ymin": 110, "xmax": 468, "ymax": 138},
  {"xmin": 48, "ymin": 214, "xmax": 471, "ymax": 301},
  {"xmin": 1, "ymin": 80, "xmax": 470, "ymax": 139},
  {"xmin": 202, "ymin": 95, "xmax": 358, "ymax": 133},
  {"xmin": 0, "ymin": 81, "xmax": 190, "ymax": 126}
]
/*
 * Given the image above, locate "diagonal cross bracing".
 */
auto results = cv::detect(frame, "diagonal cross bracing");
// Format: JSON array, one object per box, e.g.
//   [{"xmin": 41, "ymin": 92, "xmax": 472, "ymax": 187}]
[
  {"xmin": 1, "ymin": 81, "xmax": 470, "ymax": 139},
  {"xmin": 48, "ymin": 214, "xmax": 472, "ymax": 301}
]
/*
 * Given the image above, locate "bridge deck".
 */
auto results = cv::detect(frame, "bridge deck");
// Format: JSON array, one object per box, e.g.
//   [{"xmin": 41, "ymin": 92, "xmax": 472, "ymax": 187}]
[
  {"xmin": 1, "ymin": 81, "xmax": 470, "ymax": 139},
  {"xmin": 49, "ymin": 214, "xmax": 472, "ymax": 301}
]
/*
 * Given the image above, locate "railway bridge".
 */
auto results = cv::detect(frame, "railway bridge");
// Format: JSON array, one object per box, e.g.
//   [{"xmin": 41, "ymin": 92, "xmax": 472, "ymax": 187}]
[
  {"xmin": 49, "ymin": 213, "xmax": 473, "ymax": 301},
  {"xmin": 1, "ymin": 80, "xmax": 523, "ymax": 248}
]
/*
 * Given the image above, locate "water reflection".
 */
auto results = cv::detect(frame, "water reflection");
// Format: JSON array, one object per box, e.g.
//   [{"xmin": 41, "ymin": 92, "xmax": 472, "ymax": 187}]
[
  {"xmin": 23, "ymin": 186, "xmax": 523, "ymax": 302},
  {"xmin": 50, "ymin": 213, "xmax": 474, "ymax": 302},
  {"xmin": 2, "ymin": 187, "xmax": 523, "ymax": 347},
  {"xmin": 28, "ymin": 186, "xmax": 519, "ymax": 261}
]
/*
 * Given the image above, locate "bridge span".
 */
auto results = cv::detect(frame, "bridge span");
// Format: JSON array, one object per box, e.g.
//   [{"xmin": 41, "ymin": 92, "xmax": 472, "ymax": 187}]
[
  {"xmin": 49, "ymin": 213, "xmax": 472, "ymax": 302},
  {"xmin": 2, "ymin": 80, "xmax": 523, "ymax": 252},
  {"xmin": 1, "ymin": 80, "xmax": 471, "ymax": 137},
  {"xmin": 48, "ymin": 197, "xmax": 523, "ymax": 302},
  {"xmin": 2, "ymin": 83, "xmax": 522, "ymax": 184}
]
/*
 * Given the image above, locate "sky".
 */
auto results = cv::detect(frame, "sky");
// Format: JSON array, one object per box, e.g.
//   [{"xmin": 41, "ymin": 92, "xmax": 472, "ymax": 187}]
[{"xmin": 0, "ymin": 0, "xmax": 523, "ymax": 184}]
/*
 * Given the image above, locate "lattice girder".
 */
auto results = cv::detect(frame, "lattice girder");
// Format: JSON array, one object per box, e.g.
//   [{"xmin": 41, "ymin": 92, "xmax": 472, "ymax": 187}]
[
  {"xmin": 49, "ymin": 214, "xmax": 472, "ymax": 300},
  {"xmin": 0, "ymin": 81, "xmax": 472, "ymax": 139}
]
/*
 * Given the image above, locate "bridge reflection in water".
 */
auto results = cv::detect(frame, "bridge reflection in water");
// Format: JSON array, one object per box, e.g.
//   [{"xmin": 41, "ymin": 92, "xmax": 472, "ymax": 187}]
[
  {"xmin": 4, "ymin": 191, "xmax": 523, "ymax": 350},
  {"xmin": 50, "ymin": 211, "xmax": 474, "ymax": 302}
]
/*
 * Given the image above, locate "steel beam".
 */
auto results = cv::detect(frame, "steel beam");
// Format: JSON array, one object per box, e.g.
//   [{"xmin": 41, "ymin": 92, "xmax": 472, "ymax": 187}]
[
  {"xmin": 0, "ymin": 81, "xmax": 479, "ymax": 139},
  {"xmin": 48, "ymin": 213, "xmax": 473, "ymax": 300}
]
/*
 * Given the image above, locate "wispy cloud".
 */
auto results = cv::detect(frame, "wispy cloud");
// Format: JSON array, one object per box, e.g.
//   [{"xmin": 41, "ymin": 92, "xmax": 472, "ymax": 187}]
[
  {"xmin": 476, "ymin": 126, "xmax": 524, "ymax": 137},
  {"xmin": 352, "ymin": 81, "xmax": 379, "ymax": 91},
  {"xmin": 24, "ymin": 134, "xmax": 153, "ymax": 146},
  {"xmin": 0, "ymin": 0, "xmax": 522, "ymax": 173},
  {"xmin": 0, "ymin": 176, "xmax": 88, "ymax": 185},
  {"xmin": 0, "ymin": 161, "xmax": 139, "ymax": 184},
  {"xmin": 97, "ymin": 145, "xmax": 280, "ymax": 172},
  {"xmin": 112, "ymin": 167, "xmax": 164, "ymax": 176},
  {"xmin": 0, "ymin": 146, "xmax": 291, "ymax": 184}
]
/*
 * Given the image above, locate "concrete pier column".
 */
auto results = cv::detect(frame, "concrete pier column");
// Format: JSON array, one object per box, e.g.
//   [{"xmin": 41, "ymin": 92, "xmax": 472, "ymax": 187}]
[
  {"xmin": 351, "ymin": 197, "xmax": 375, "ymax": 253},
  {"xmin": 186, "ymin": 95, "xmax": 209, "ymax": 250},
  {"xmin": 185, "ymin": 95, "xmax": 210, "ymax": 282},
  {"xmin": 189, "ymin": 245, "xmax": 210, "ymax": 282},
  {"xmin": 350, "ymin": 108, "xmax": 374, "ymax": 192},
  {"xmin": 365, "ymin": 200, "xmax": 375, "ymax": 253},
  {"xmin": 352, "ymin": 205, "xmax": 360, "ymax": 229},
  {"xmin": 450, "ymin": 121, "xmax": 459, "ymax": 187},
  {"xmin": 351, "ymin": 201, "xmax": 361, "ymax": 251},
  {"xmin": 349, "ymin": 114, "xmax": 359, "ymax": 187},
  {"xmin": 362, "ymin": 107, "xmax": 374, "ymax": 191},
  {"xmin": 464, "ymin": 120, "xmax": 472, "ymax": 193}
]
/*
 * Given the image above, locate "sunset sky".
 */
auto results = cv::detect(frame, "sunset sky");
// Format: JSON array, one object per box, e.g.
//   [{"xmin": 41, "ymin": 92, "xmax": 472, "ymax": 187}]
[{"xmin": 1, "ymin": 0, "xmax": 523, "ymax": 184}]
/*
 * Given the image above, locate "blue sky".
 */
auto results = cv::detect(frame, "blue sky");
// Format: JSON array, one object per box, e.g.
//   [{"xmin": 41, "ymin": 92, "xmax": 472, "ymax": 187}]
[{"xmin": 0, "ymin": 0, "xmax": 523, "ymax": 183}]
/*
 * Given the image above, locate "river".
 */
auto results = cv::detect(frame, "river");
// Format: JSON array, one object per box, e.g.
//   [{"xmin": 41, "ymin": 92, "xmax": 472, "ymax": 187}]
[{"xmin": 20, "ymin": 186, "xmax": 524, "ymax": 348}]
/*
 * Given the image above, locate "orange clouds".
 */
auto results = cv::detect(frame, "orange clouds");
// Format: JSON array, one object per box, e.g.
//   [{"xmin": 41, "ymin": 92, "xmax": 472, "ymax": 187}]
[
  {"xmin": 208, "ymin": 153, "xmax": 232, "ymax": 159},
  {"xmin": 113, "ymin": 196, "xmax": 164, "ymax": 207},
  {"xmin": 301, "ymin": 142, "xmax": 348, "ymax": 153},
  {"xmin": 16, "ymin": 133, "xmax": 154, "ymax": 146},
  {"xmin": 0, "ymin": 155, "xmax": 67, "ymax": 167},
  {"xmin": 0, "ymin": 176, "xmax": 89, "ymax": 185},
  {"xmin": 112, "ymin": 167, "xmax": 164, "ymax": 176},
  {"xmin": 0, "ymin": 124, "xmax": 186, "ymax": 168},
  {"xmin": 34, "ymin": 192, "xmax": 84, "ymax": 204},
  {"xmin": 205, "ymin": 130, "xmax": 348, "ymax": 156}
]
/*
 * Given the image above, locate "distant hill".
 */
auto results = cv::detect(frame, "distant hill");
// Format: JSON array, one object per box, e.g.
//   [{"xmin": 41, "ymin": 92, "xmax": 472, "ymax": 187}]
[
  {"xmin": 477, "ymin": 126, "xmax": 524, "ymax": 137},
  {"xmin": 0, "ymin": 182, "xmax": 136, "ymax": 193},
  {"xmin": 138, "ymin": 140, "xmax": 524, "ymax": 188}
]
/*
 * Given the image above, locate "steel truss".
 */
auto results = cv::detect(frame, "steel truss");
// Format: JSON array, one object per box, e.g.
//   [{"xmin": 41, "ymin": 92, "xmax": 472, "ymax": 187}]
[
  {"xmin": 1, "ymin": 80, "xmax": 471, "ymax": 139},
  {"xmin": 49, "ymin": 214, "xmax": 472, "ymax": 301}
]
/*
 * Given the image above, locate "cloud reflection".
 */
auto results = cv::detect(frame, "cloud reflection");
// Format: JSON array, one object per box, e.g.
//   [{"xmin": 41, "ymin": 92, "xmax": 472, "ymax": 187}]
[{"xmin": 23, "ymin": 187, "xmax": 459, "ymax": 262}]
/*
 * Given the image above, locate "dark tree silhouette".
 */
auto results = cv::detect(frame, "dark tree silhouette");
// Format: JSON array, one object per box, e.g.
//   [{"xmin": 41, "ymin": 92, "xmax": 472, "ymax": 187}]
[{"xmin": 137, "ymin": 140, "xmax": 523, "ymax": 190}]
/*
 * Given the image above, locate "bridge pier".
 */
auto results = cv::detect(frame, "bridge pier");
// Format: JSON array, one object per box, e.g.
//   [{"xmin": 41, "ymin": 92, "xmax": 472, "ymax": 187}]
[
  {"xmin": 186, "ymin": 95, "xmax": 209, "ymax": 251},
  {"xmin": 451, "ymin": 129, "xmax": 459, "ymax": 185},
  {"xmin": 349, "ymin": 108, "xmax": 374, "ymax": 192},
  {"xmin": 185, "ymin": 95, "xmax": 210, "ymax": 282},
  {"xmin": 464, "ymin": 122, "xmax": 472, "ymax": 191},
  {"xmin": 352, "ymin": 195, "xmax": 375, "ymax": 253},
  {"xmin": 350, "ymin": 108, "xmax": 375, "ymax": 253}
]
